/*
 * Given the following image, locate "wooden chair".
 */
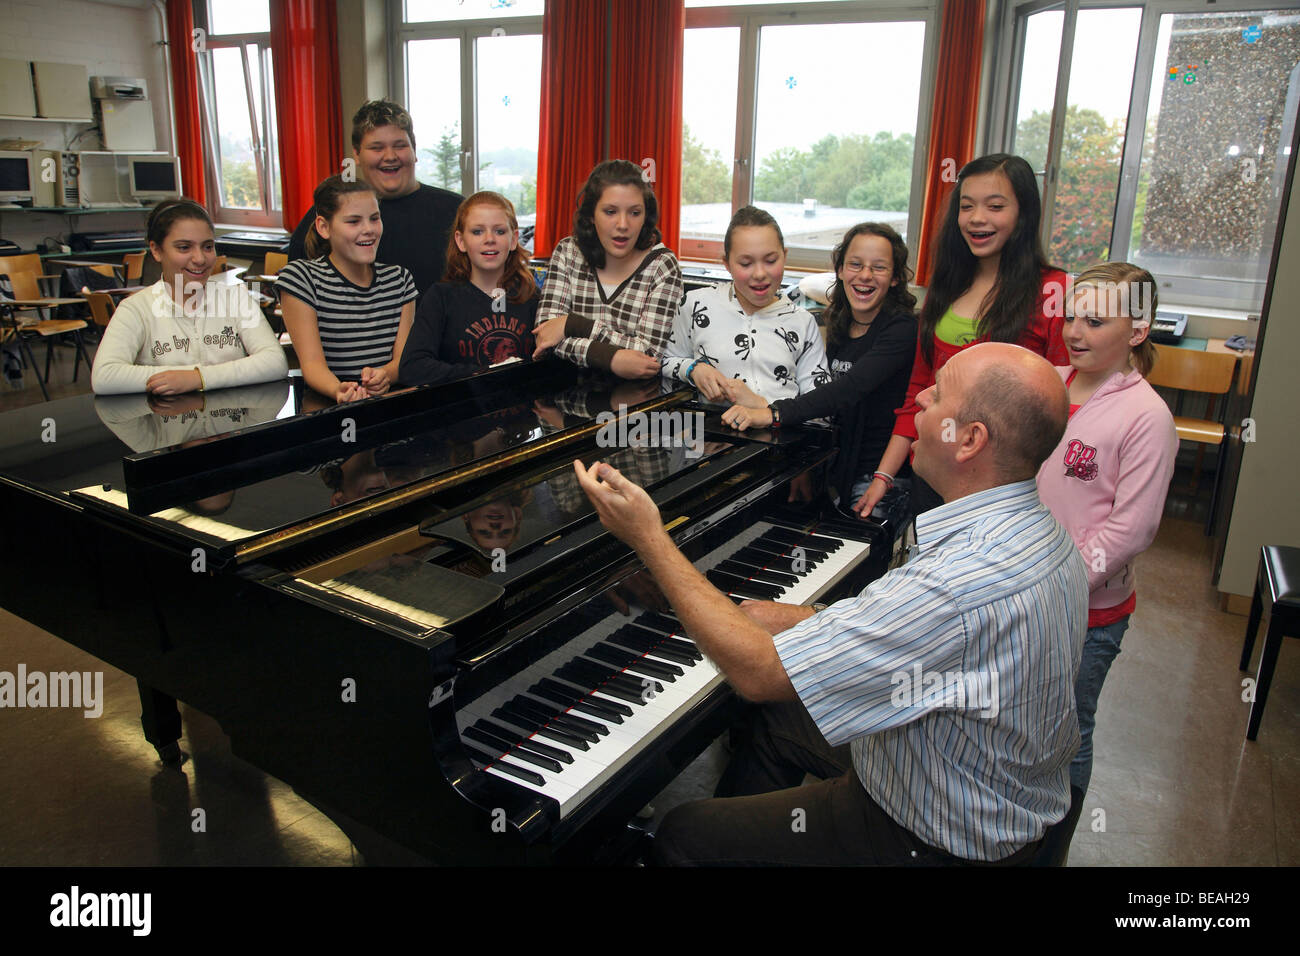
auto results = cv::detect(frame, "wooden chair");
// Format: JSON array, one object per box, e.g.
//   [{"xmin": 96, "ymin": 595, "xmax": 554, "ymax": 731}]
[
  {"xmin": 263, "ymin": 252, "xmax": 288, "ymax": 276},
  {"xmin": 0, "ymin": 253, "xmax": 60, "ymax": 297},
  {"xmin": 1, "ymin": 271, "xmax": 91, "ymax": 399},
  {"xmin": 1147, "ymin": 344, "xmax": 1239, "ymax": 531},
  {"xmin": 122, "ymin": 252, "xmax": 146, "ymax": 287},
  {"xmin": 82, "ymin": 290, "xmax": 116, "ymax": 329}
]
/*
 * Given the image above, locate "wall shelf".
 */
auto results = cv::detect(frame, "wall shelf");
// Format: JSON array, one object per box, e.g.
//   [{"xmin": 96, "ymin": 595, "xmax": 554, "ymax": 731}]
[
  {"xmin": 0, "ymin": 205, "xmax": 148, "ymax": 214},
  {"xmin": 0, "ymin": 114, "xmax": 94, "ymax": 123}
]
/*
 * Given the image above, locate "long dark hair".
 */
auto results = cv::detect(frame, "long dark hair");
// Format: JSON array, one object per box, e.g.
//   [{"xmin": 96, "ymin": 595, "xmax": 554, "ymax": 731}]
[
  {"xmin": 920, "ymin": 153, "xmax": 1054, "ymax": 364},
  {"xmin": 825, "ymin": 222, "xmax": 917, "ymax": 352},
  {"xmin": 444, "ymin": 191, "xmax": 536, "ymax": 304},
  {"xmin": 572, "ymin": 160, "xmax": 660, "ymax": 270},
  {"xmin": 306, "ymin": 175, "xmax": 378, "ymax": 259}
]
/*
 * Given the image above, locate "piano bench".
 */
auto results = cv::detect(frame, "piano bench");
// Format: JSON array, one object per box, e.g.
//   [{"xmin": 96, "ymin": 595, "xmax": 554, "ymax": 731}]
[{"xmin": 1240, "ymin": 545, "xmax": 1300, "ymax": 740}]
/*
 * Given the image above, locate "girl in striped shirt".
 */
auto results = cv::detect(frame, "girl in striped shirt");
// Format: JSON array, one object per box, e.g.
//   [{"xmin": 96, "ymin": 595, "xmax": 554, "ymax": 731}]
[{"xmin": 278, "ymin": 176, "xmax": 417, "ymax": 403}]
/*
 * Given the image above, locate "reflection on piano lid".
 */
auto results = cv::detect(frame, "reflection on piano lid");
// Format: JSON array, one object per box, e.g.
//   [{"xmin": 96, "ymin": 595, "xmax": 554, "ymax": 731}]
[
  {"xmin": 94, "ymin": 381, "xmax": 292, "ymax": 454},
  {"xmin": 289, "ymin": 560, "xmax": 504, "ymax": 637}
]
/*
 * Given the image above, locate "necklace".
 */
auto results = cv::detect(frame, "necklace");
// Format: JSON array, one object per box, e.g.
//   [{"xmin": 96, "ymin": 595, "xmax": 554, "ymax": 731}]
[{"xmin": 850, "ymin": 315, "xmax": 874, "ymax": 327}]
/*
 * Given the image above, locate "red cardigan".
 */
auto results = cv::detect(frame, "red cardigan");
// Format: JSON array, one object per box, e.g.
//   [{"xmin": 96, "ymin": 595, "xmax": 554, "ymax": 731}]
[{"xmin": 893, "ymin": 268, "xmax": 1068, "ymax": 440}]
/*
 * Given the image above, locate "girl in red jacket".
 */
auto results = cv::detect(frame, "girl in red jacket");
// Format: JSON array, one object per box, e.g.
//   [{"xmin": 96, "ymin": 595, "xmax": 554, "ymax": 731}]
[{"xmin": 854, "ymin": 153, "xmax": 1068, "ymax": 518}]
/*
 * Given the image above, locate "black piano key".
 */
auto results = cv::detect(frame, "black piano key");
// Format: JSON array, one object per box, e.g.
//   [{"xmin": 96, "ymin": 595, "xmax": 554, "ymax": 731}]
[
  {"xmin": 625, "ymin": 623, "xmax": 702, "ymax": 659},
  {"xmin": 557, "ymin": 661, "xmax": 652, "ymax": 704},
  {"xmin": 588, "ymin": 641, "xmax": 682, "ymax": 680},
  {"xmin": 762, "ymin": 527, "xmax": 842, "ymax": 551},
  {"xmin": 509, "ymin": 696, "xmax": 607, "ymax": 740},
  {"xmin": 608, "ymin": 627, "xmax": 699, "ymax": 666},
  {"xmin": 497, "ymin": 699, "xmax": 590, "ymax": 745},
  {"xmin": 577, "ymin": 658, "xmax": 664, "ymax": 696},
  {"xmin": 635, "ymin": 612, "xmax": 689, "ymax": 637},
  {"xmin": 464, "ymin": 726, "xmax": 564, "ymax": 774},
  {"xmin": 752, "ymin": 537, "xmax": 831, "ymax": 563},
  {"xmin": 717, "ymin": 559, "xmax": 799, "ymax": 587},
  {"xmin": 464, "ymin": 745, "xmax": 546, "ymax": 787},
  {"xmin": 492, "ymin": 706, "xmax": 591, "ymax": 751},
  {"xmin": 479, "ymin": 719, "xmax": 574, "ymax": 764},
  {"xmin": 733, "ymin": 545, "xmax": 823, "ymax": 571},
  {"xmin": 706, "ymin": 569, "xmax": 782, "ymax": 600},
  {"xmin": 532, "ymin": 680, "xmax": 629, "ymax": 722}
]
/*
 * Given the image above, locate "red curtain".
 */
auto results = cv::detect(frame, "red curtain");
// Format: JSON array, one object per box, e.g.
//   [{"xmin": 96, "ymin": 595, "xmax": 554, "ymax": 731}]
[
  {"xmin": 166, "ymin": 0, "xmax": 205, "ymax": 205},
  {"xmin": 914, "ymin": 0, "xmax": 985, "ymax": 287},
  {"xmin": 609, "ymin": 0, "xmax": 684, "ymax": 253},
  {"xmin": 534, "ymin": 0, "xmax": 608, "ymax": 258},
  {"xmin": 270, "ymin": 0, "xmax": 343, "ymax": 230}
]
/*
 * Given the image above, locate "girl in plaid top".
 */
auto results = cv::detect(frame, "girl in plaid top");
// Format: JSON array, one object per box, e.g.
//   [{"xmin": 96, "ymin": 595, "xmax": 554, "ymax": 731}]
[{"xmin": 533, "ymin": 160, "xmax": 683, "ymax": 379}]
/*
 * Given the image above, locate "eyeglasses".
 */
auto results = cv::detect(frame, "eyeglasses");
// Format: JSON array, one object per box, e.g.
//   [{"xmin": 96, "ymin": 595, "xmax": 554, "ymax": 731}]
[{"xmin": 842, "ymin": 261, "xmax": 892, "ymax": 277}]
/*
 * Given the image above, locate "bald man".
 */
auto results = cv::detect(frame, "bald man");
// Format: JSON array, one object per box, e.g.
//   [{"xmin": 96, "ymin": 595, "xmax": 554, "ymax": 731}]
[{"xmin": 573, "ymin": 343, "xmax": 1088, "ymax": 865}]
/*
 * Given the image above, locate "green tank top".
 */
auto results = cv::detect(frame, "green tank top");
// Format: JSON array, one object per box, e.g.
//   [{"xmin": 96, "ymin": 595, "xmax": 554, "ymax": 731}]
[{"xmin": 934, "ymin": 307, "xmax": 979, "ymax": 346}]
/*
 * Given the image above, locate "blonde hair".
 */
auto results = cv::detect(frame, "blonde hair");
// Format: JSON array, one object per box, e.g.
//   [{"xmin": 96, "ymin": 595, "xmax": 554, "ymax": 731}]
[{"xmin": 1072, "ymin": 262, "xmax": 1159, "ymax": 377}]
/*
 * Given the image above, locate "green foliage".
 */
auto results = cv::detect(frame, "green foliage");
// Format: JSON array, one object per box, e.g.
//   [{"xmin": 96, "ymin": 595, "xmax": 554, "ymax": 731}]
[
  {"xmin": 681, "ymin": 124, "xmax": 731, "ymax": 205},
  {"xmin": 752, "ymin": 131, "xmax": 914, "ymax": 210},
  {"xmin": 421, "ymin": 124, "xmax": 462, "ymax": 191},
  {"xmin": 221, "ymin": 157, "xmax": 260, "ymax": 209},
  {"xmin": 1015, "ymin": 106, "xmax": 1127, "ymax": 270}
]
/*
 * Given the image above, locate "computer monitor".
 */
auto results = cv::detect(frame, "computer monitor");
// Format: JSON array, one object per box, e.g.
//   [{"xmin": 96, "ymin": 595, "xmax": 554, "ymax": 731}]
[
  {"xmin": 128, "ymin": 156, "xmax": 180, "ymax": 202},
  {"xmin": 0, "ymin": 150, "xmax": 35, "ymax": 203}
]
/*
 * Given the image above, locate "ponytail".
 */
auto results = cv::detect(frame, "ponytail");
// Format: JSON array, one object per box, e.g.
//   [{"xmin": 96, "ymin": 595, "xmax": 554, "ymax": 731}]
[
  {"xmin": 1071, "ymin": 262, "xmax": 1159, "ymax": 377},
  {"xmin": 306, "ymin": 175, "xmax": 378, "ymax": 259}
]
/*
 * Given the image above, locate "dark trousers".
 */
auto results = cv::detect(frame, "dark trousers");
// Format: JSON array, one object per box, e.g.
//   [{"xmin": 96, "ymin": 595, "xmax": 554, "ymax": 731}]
[{"xmin": 653, "ymin": 699, "xmax": 1042, "ymax": 866}]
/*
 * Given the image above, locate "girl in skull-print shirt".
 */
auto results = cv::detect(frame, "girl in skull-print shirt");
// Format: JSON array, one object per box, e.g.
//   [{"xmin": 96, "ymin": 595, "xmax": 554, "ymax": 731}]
[{"xmin": 661, "ymin": 206, "xmax": 828, "ymax": 403}]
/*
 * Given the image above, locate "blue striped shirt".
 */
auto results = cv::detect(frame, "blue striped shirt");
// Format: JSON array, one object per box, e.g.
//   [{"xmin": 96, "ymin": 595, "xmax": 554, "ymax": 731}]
[{"xmin": 774, "ymin": 480, "xmax": 1087, "ymax": 861}]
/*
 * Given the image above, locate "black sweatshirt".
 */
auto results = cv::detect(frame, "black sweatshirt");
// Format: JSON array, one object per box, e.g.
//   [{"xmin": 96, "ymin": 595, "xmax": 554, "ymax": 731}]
[
  {"xmin": 399, "ymin": 281, "xmax": 538, "ymax": 386},
  {"xmin": 772, "ymin": 306, "xmax": 917, "ymax": 497}
]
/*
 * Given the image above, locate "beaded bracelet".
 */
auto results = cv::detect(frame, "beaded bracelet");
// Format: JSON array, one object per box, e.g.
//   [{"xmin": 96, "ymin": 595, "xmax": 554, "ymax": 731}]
[{"xmin": 684, "ymin": 357, "xmax": 711, "ymax": 383}]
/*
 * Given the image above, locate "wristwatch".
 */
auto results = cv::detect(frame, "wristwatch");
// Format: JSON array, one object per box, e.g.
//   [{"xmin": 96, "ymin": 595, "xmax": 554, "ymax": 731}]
[{"xmin": 810, "ymin": 602, "xmax": 828, "ymax": 613}]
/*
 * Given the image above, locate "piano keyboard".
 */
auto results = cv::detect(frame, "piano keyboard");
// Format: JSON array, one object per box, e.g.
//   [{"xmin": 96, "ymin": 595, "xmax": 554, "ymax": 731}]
[{"xmin": 457, "ymin": 520, "xmax": 871, "ymax": 818}]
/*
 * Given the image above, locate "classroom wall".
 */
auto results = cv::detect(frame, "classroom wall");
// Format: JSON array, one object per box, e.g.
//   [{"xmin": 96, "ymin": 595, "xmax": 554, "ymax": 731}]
[
  {"xmin": 1217, "ymin": 153, "xmax": 1300, "ymax": 598},
  {"xmin": 335, "ymin": 0, "xmax": 390, "ymax": 151},
  {"xmin": 0, "ymin": 0, "xmax": 171, "ymax": 249}
]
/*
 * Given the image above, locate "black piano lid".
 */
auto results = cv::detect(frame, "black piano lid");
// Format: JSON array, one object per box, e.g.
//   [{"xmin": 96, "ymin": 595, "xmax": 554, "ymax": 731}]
[{"xmin": 0, "ymin": 361, "xmax": 697, "ymax": 567}]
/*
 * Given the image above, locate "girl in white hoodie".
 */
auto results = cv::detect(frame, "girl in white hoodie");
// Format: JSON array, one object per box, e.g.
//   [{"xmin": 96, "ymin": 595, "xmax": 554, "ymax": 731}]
[
  {"xmin": 1036, "ymin": 262, "xmax": 1178, "ymax": 796},
  {"xmin": 91, "ymin": 199, "xmax": 287, "ymax": 396},
  {"xmin": 661, "ymin": 206, "xmax": 828, "ymax": 404}
]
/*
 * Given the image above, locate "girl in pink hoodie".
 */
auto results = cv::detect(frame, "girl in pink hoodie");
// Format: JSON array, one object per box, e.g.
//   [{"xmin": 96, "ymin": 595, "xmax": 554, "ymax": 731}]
[{"xmin": 1037, "ymin": 262, "xmax": 1178, "ymax": 796}]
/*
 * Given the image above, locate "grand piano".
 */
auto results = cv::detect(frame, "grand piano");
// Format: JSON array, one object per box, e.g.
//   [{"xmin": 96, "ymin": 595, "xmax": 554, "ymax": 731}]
[{"xmin": 0, "ymin": 360, "xmax": 895, "ymax": 864}]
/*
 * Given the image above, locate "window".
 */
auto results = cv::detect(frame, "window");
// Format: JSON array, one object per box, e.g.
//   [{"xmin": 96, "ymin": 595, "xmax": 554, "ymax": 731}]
[
  {"xmin": 682, "ymin": 2, "xmax": 936, "ymax": 269},
  {"xmin": 195, "ymin": 0, "xmax": 281, "ymax": 227},
  {"xmin": 999, "ymin": 1, "xmax": 1300, "ymax": 311},
  {"xmin": 397, "ymin": 4, "xmax": 544, "ymax": 234}
]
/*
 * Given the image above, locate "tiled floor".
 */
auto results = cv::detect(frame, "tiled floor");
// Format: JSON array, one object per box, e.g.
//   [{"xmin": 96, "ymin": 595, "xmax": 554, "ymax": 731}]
[{"xmin": 1, "ymin": 346, "xmax": 1296, "ymax": 865}]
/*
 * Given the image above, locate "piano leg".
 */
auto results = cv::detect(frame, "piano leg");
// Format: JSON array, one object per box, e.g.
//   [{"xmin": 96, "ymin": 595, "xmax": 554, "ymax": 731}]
[{"xmin": 136, "ymin": 680, "xmax": 184, "ymax": 764}]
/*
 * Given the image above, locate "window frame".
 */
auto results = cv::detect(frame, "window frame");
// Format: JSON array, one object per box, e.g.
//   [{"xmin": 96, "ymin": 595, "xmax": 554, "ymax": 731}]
[
  {"xmin": 990, "ymin": 0, "xmax": 1300, "ymax": 312},
  {"xmin": 389, "ymin": 0, "xmax": 544, "ymax": 198},
  {"xmin": 194, "ymin": 1, "xmax": 281, "ymax": 228},
  {"xmin": 682, "ymin": 1, "xmax": 940, "ymax": 270}
]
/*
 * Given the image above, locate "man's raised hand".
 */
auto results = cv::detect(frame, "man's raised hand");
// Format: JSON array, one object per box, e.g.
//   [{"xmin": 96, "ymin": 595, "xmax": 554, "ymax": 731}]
[{"xmin": 573, "ymin": 459, "xmax": 665, "ymax": 552}]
